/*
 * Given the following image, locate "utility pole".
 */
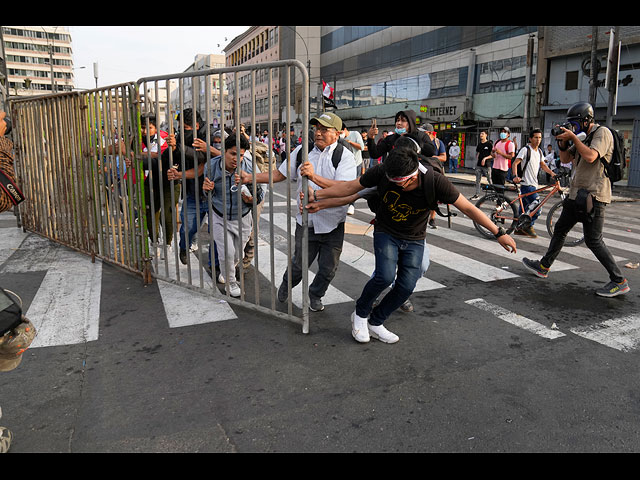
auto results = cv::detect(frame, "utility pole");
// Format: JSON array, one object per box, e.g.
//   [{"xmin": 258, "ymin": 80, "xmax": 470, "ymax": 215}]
[
  {"xmin": 589, "ymin": 26, "xmax": 598, "ymax": 106},
  {"xmin": 605, "ymin": 26, "xmax": 621, "ymax": 127}
]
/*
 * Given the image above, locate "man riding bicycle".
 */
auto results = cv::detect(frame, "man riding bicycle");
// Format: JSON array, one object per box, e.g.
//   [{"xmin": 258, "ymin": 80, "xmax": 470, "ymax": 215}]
[{"xmin": 511, "ymin": 128, "xmax": 556, "ymax": 238}]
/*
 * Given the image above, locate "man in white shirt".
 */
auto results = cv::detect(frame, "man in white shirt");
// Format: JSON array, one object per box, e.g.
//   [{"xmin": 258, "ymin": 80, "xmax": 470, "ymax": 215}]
[
  {"xmin": 341, "ymin": 123, "xmax": 364, "ymax": 214},
  {"xmin": 511, "ymin": 128, "xmax": 556, "ymax": 237},
  {"xmin": 238, "ymin": 112, "xmax": 357, "ymax": 312}
]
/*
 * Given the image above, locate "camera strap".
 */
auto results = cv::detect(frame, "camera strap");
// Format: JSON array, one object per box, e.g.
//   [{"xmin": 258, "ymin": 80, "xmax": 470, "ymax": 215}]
[{"xmin": 0, "ymin": 168, "xmax": 24, "ymax": 206}]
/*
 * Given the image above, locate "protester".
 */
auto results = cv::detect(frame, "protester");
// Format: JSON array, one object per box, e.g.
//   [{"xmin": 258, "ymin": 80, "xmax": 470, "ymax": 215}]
[
  {"xmin": 491, "ymin": 127, "xmax": 515, "ymax": 186},
  {"xmin": 307, "ymin": 145, "xmax": 517, "ymax": 344},
  {"xmin": 472, "ymin": 130, "xmax": 493, "ymax": 200},
  {"xmin": 200, "ymin": 134, "xmax": 258, "ymax": 297},
  {"xmin": 237, "ymin": 111, "xmax": 357, "ymax": 312},
  {"xmin": 511, "ymin": 128, "xmax": 556, "ymax": 238},
  {"xmin": 164, "ymin": 109, "xmax": 209, "ymax": 267}
]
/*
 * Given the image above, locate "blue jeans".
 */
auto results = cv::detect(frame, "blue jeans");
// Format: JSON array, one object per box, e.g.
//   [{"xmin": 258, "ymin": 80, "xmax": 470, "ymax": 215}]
[
  {"xmin": 356, "ymin": 231, "xmax": 424, "ymax": 326},
  {"xmin": 518, "ymin": 184, "xmax": 540, "ymax": 225},
  {"xmin": 179, "ymin": 194, "xmax": 213, "ymax": 267},
  {"xmin": 448, "ymin": 157, "xmax": 458, "ymax": 173}
]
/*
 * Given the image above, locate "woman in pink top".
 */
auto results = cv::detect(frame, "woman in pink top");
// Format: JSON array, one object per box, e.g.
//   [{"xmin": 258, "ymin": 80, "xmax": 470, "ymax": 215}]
[{"xmin": 491, "ymin": 127, "xmax": 515, "ymax": 186}]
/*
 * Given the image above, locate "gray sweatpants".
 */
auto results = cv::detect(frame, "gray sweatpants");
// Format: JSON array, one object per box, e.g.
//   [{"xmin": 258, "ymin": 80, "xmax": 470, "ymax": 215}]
[{"xmin": 211, "ymin": 211, "xmax": 253, "ymax": 284}]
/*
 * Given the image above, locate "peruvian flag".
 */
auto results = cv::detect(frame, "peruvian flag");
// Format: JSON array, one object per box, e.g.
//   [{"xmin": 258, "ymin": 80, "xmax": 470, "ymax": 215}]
[{"xmin": 322, "ymin": 80, "xmax": 334, "ymax": 100}]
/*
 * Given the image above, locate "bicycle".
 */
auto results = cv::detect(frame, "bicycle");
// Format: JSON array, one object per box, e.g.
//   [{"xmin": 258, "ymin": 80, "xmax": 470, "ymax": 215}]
[{"xmin": 472, "ymin": 170, "xmax": 585, "ymax": 246}]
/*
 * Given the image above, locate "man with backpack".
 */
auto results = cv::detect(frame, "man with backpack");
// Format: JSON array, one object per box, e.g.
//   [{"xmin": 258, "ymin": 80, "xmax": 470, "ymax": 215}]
[
  {"xmin": 237, "ymin": 112, "xmax": 357, "ymax": 312},
  {"xmin": 522, "ymin": 102, "xmax": 630, "ymax": 297},
  {"xmin": 306, "ymin": 145, "xmax": 517, "ymax": 344},
  {"xmin": 511, "ymin": 128, "xmax": 556, "ymax": 238}
]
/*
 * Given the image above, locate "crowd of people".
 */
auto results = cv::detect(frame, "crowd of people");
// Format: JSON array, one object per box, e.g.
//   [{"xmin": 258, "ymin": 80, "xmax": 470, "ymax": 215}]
[{"xmin": 132, "ymin": 101, "xmax": 630, "ymax": 344}]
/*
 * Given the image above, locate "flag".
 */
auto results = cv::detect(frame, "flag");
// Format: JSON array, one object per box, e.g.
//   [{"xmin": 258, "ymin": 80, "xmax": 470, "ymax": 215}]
[{"xmin": 322, "ymin": 81, "xmax": 336, "ymax": 108}]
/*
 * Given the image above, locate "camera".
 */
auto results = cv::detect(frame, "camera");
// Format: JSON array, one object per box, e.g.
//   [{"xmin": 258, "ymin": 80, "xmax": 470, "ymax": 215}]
[{"xmin": 551, "ymin": 121, "xmax": 574, "ymax": 137}]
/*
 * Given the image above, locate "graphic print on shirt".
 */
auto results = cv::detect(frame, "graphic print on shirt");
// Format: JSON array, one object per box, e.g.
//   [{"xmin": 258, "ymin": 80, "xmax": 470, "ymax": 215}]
[{"xmin": 382, "ymin": 190, "xmax": 427, "ymax": 222}]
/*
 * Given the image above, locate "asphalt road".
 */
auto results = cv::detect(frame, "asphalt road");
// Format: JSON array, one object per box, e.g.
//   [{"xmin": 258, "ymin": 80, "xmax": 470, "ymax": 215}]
[{"xmin": 1, "ymin": 177, "xmax": 639, "ymax": 453}]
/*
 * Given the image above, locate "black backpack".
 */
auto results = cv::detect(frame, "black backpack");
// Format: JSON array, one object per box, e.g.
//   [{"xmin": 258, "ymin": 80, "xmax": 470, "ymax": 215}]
[
  {"xmin": 586, "ymin": 126, "xmax": 625, "ymax": 183},
  {"xmin": 294, "ymin": 141, "xmax": 345, "ymax": 170},
  {"xmin": 365, "ymin": 163, "xmax": 451, "ymax": 218},
  {"xmin": 516, "ymin": 145, "xmax": 532, "ymax": 179}
]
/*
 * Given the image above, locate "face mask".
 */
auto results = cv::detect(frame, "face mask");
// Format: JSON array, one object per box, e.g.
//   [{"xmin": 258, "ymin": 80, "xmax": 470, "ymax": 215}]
[
  {"xmin": 340, "ymin": 133, "xmax": 346, "ymax": 138},
  {"xmin": 395, "ymin": 127, "xmax": 407, "ymax": 135},
  {"xmin": 500, "ymin": 132, "xmax": 508, "ymax": 140}
]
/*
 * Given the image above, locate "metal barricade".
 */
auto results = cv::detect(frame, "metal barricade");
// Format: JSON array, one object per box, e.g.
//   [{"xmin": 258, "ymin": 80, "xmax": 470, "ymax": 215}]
[
  {"xmin": 9, "ymin": 59, "xmax": 311, "ymax": 333},
  {"xmin": 9, "ymin": 83, "xmax": 151, "ymax": 279},
  {"xmin": 136, "ymin": 60, "xmax": 310, "ymax": 332}
]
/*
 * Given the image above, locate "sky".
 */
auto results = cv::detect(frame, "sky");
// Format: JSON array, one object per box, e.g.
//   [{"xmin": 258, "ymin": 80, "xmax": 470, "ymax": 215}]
[{"xmin": 69, "ymin": 26, "xmax": 250, "ymax": 90}]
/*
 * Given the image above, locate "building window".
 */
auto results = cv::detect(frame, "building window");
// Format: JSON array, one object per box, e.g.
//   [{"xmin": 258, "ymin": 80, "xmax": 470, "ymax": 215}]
[{"xmin": 565, "ymin": 71, "xmax": 579, "ymax": 90}]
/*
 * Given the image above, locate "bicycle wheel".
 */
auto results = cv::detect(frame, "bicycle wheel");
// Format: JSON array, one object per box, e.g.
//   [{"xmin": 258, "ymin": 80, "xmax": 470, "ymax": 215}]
[
  {"xmin": 474, "ymin": 194, "xmax": 518, "ymax": 239},
  {"xmin": 546, "ymin": 200, "xmax": 585, "ymax": 246}
]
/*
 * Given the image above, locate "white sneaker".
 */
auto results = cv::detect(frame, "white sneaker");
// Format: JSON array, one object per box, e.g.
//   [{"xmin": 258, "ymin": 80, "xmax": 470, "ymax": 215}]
[
  {"xmin": 228, "ymin": 282, "xmax": 241, "ymax": 297},
  {"xmin": 368, "ymin": 323, "xmax": 399, "ymax": 344},
  {"xmin": 351, "ymin": 311, "xmax": 370, "ymax": 343},
  {"xmin": 217, "ymin": 273, "xmax": 226, "ymax": 284},
  {"xmin": 347, "ymin": 205, "xmax": 355, "ymax": 215}
]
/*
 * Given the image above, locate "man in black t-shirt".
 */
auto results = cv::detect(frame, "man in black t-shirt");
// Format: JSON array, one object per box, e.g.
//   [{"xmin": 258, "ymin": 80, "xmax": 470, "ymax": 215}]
[
  {"xmin": 307, "ymin": 147, "xmax": 517, "ymax": 344},
  {"xmin": 472, "ymin": 130, "xmax": 493, "ymax": 199}
]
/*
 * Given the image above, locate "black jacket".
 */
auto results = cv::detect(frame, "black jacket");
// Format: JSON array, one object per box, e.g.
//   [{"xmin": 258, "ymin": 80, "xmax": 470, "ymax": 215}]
[{"xmin": 367, "ymin": 109, "xmax": 434, "ymax": 160}]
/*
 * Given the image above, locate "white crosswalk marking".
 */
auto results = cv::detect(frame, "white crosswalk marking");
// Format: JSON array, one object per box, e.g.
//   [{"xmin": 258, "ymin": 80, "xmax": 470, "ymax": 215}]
[
  {"xmin": 570, "ymin": 315, "xmax": 640, "ymax": 352},
  {"xmin": 26, "ymin": 248, "xmax": 102, "ymax": 348},
  {"xmin": 158, "ymin": 278, "xmax": 237, "ymax": 327},
  {"xmin": 465, "ymin": 298, "xmax": 566, "ymax": 340},
  {"xmin": 267, "ymin": 212, "xmax": 446, "ymax": 292},
  {"xmin": 346, "ymin": 213, "xmax": 519, "ymax": 282}
]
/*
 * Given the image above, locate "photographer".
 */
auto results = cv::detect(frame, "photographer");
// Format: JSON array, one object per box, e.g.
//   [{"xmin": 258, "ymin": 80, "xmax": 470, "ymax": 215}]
[{"xmin": 522, "ymin": 102, "xmax": 630, "ymax": 297}]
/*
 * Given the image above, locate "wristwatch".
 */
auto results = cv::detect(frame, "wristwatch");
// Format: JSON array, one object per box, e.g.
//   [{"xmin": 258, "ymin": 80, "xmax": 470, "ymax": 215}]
[
  {"xmin": 494, "ymin": 226, "xmax": 506, "ymax": 239},
  {"xmin": 313, "ymin": 190, "xmax": 318, "ymax": 202}
]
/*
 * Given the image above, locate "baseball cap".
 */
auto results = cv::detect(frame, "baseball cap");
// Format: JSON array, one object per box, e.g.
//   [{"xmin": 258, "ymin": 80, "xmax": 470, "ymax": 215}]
[
  {"xmin": 310, "ymin": 112, "xmax": 343, "ymax": 131},
  {"xmin": 0, "ymin": 319, "xmax": 36, "ymax": 372},
  {"xmin": 419, "ymin": 123, "xmax": 435, "ymax": 133}
]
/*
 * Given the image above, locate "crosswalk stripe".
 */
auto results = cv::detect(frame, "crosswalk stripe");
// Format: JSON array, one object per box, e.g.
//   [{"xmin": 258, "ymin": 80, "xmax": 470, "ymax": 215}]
[
  {"xmin": 450, "ymin": 215, "xmax": 627, "ymax": 263},
  {"xmin": 346, "ymin": 213, "xmax": 520, "ymax": 282},
  {"xmin": 257, "ymin": 214, "xmax": 353, "ymax": 308},
  {"xmin": 268, "ymin": 213, "xmax": 447, "ymax": 292},
  {"xmin": 158, "ymin": 278, "xmax": 237, "ymax": 327},
  {"xmin": 26, "ymin": 248, "xmax": 102, "ymax": 348},
  {"xmin": 465, "ymin": 298, "xmax": 566, "ymax": 340},
  {"xmin": 419, "ymin": 216, "xmax": 578, "ymax": 272},
  {"xmin": 569, "ymin": 315, "xmax": 640, "ymax": 353}
]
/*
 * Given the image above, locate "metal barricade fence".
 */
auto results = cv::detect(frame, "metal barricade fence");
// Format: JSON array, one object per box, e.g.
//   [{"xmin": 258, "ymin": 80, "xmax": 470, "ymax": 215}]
[
  {"xmin": 9, "ymin": 60, "xmax": 311, "ymax": 333},
  {"xmin": 9, "ymin": 83, "xmax": 151, "ymax": 279},
  {"xmin": 135, "ymin": 60, "xmax": 310, "ymax": 333}
]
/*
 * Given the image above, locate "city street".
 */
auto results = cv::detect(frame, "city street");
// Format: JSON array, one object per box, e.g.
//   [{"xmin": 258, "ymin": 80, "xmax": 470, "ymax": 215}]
[{"xmin": 1, "ymin": 177, "xmax": 639, "ymax": 453}]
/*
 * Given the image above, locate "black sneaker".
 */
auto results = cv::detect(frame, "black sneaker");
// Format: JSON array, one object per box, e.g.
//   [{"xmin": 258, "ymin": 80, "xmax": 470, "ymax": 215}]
[
  {"xmin": 277, "ymin": 282, "xmax": 288, "ymax": 303},
  {"xmin": 179, "ymin": 248, "xmax": 188, "ymax": 265},
  {"xmin": 522, "ymin": 258, "xmax": 549, "ymax": 278},
  {"xmin": 309, "ymin": 297, "xmax": 324, "ymax": 312},
  {"xmin": 428, "ymin": 219, "xmax": 437, "ymax": 229},
  {"xmin": 595, "ymin": 279, "xmax": 630, "ymax": 297}
]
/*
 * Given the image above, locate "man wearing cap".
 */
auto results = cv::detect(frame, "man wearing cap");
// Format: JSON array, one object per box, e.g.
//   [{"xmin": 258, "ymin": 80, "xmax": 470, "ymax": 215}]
[{"xmin": 238, "ymin": 111, "xmax": 357, "ymax": 312}]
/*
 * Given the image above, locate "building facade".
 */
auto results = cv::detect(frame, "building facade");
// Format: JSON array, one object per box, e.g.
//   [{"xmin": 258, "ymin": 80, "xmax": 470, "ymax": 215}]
[
  {"xmin": 540, "ymin": 26, "xmax": 640, "ymax": 186},
  {"xmin": 1, "ymin": 26, "xmax": 74, "ymax": 96},
  {"xmin": 318, "ymin": 26, "xmax": 539, "ymax": 167}
]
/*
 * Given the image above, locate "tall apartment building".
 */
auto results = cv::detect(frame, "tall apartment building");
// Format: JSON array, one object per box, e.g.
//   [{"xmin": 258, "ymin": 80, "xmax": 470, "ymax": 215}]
[{"xmin": 1, "ymin": 26, "xmax": 74, "ymax": 96}]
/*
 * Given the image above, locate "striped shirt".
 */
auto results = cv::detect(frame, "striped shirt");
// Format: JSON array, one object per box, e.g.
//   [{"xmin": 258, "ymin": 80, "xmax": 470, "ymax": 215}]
[{"xmin": 279, "ymin": 141, "xmax": 356, "ymax": 234}]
